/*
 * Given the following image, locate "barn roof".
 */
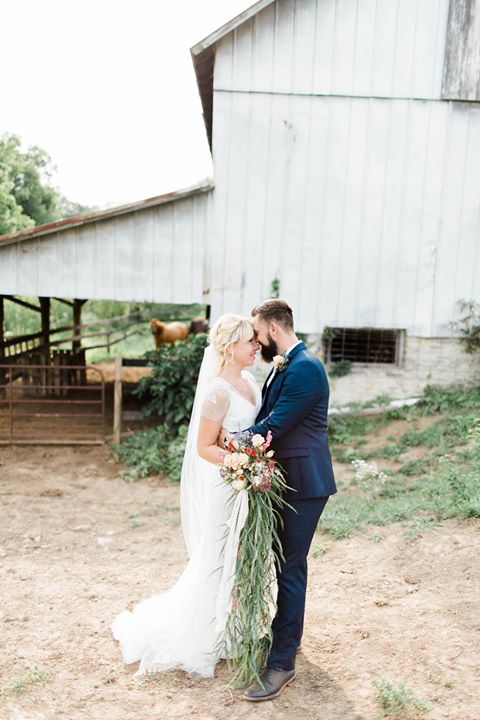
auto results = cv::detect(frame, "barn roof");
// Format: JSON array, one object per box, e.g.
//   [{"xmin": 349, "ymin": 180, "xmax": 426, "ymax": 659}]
[
  {"xmin": 190, "ymin": 0, "xmax": 276, "ymax": 149},
  {"xmin": 0, "ymin": 181, "xmax": 214, "ymax": 248}
]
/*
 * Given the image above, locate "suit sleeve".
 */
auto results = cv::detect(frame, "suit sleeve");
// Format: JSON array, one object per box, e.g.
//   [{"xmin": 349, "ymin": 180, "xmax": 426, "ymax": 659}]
[{"xmin": 244, "ymin": 362, "xmax": 323, "ymax": 439}]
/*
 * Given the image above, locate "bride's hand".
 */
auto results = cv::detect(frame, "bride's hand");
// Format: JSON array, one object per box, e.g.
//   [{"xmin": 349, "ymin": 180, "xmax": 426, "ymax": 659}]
[{"xmin": 217, "ymin": 427, "xmax": 230, "ymax": 449}]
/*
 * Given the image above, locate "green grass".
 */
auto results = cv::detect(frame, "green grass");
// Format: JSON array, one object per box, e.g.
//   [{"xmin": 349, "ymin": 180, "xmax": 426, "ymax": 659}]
[
  {"xmin": 110, "ymin": 382, "xmax": 479, "ymax": 541},
  {"xmin": 322, "ymin": 385, "xmax": 480, "ymax": 539},
  {"xmin": 373, "ymin": 677, "xmax": 432, "ymax": 718},
  {"xmin": 85, "ymin": 327, "xmax": 153, "ymax": 364},
  {"xmin": 9, "ymin": 666, "xmax": 49, "ymax": 695},
  {"xmin": 111, "ymin": 424, "xmax": 188, "ymax": 483}
]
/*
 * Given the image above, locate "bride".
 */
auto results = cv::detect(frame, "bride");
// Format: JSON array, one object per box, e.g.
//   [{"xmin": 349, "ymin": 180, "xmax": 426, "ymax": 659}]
[{"xmin": 111, "ymin": 314, "xmax": 261, "ymax": 678}]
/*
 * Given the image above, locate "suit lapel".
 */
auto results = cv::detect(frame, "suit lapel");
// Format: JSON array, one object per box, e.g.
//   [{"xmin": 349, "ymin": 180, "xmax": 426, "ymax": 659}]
[
  {"xmin": 257, "ymin": 343, "xmax": 306, "ymax": 418},
  {"xmin": 262, "ymin": 368, "xmax": 274, "ymax": 399}
]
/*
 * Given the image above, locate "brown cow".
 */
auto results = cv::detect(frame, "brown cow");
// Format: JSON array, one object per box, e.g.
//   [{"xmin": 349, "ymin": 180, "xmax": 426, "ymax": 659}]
[{"xmin": 150, "ymin": 319, "xmax": 189, "ymax": 349}]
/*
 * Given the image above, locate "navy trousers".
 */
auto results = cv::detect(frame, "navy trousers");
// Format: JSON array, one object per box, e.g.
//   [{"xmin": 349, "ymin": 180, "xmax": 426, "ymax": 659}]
[{"xmin": 267, "ymin": 496, "xmax": 329, "ymax": 671}]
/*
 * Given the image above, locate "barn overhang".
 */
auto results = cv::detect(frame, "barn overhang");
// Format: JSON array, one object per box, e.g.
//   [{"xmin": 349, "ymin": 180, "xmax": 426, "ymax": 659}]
[
  {"xmin": 0, "ymin": 182, "xmax": 214, "ymax": 305},
  {"xmin": 0, "ymin": 182, "xmax": 213, "ymax": 249}
]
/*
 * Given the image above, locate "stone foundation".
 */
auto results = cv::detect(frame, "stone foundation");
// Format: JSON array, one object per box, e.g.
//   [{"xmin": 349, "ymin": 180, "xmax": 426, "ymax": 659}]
[{"xmin": 323, "ymin": 336, "xmax": 480, "ymax": 407}]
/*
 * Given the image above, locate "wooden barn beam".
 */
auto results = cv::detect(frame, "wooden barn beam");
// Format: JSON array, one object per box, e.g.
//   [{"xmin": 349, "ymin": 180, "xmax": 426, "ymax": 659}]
[
  {"xmin": 4, "ymin": 295, "xmax": 41, "ymax": 313},
  {"xmin": 0, "ymin": 296, "xmax": 4, "ymax": 355},
  {"xmin": 53, "ymin": 297, "xmax": 74, "ymax": 308},
  {"xmin": 0, "ymin": 296, "xmax": 5, "ymax": 390},
  {"xmin": 39, "ymin": 297, "xmax": 51, "ymax": 354},
  {"xmin": 72, "ymin": 299, "xmax": 87, "ymax": 352}
]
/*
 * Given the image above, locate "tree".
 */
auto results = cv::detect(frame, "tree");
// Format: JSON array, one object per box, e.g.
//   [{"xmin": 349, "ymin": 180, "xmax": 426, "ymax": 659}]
[{"xmin": 0, "ymin": 133, "xmax": 95, "ymax": 236}]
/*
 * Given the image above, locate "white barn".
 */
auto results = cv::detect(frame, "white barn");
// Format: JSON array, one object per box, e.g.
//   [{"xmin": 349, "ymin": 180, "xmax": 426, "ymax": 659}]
[{"xmin": 1, "ymin": 0, "xmax": 479, "ymax": 402}]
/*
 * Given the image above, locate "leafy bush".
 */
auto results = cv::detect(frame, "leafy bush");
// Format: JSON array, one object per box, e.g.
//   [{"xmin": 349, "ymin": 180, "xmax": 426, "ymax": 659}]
[
  {"xmin": 111, "ymin": 333, "xmax": 208, "ymax": 482},
  {"xmin": 417, "ymin": 384, "xmax": 480, "ymax": 414},
  {"xmin": 451, "ymin": 299, "xmax": 480, "ymax": 354},
  {"xmin": 329, "ymin": 359, "xmax": 352, "ymax": 378},
  {"xmin": 373, "ymin": 677, "xmax": 432, "ymax": 718},
  {"xmin": 111, "ymin": 424, "xmax": 188, "ymax": 483},
  {"xmin": 136, "ymin": 333, "xmax": 208, "ymax": 433}
]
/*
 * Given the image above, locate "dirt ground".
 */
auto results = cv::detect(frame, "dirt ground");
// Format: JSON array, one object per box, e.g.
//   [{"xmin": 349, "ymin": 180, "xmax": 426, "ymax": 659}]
[{"xmin": 0, "ymin": 445, "xmax": 478, "ymax": 720}]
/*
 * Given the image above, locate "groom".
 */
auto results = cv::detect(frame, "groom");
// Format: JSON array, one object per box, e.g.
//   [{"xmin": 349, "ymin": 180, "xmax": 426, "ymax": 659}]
[{"xmin": 241, "ymin": 299, "xmax": 336, "ymax": 701}]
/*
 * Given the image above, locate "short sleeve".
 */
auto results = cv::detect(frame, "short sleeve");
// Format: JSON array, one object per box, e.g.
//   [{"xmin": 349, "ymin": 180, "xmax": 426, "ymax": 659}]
[{"xmin": 200, "ymin": 384, "xmax": 230, "ymax": 422}]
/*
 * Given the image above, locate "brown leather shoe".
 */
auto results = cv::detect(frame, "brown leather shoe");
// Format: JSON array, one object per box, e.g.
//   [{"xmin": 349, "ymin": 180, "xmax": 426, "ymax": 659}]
[{"xmin": 243, "ymin": 667, "xmax": 296, "ymax": 702}]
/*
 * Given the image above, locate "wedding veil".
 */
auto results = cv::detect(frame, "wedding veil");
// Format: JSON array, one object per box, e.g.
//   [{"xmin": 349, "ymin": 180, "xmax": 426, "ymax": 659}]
[{"xmin": 180, "ymin": 344, "xmax": 221, "ymax": 558}]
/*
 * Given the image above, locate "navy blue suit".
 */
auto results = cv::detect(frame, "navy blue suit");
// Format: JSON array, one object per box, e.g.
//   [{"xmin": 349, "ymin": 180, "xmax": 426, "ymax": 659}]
[{"xmin": 245, "ymin": 342, "xmax": 336, "ymax": 670}]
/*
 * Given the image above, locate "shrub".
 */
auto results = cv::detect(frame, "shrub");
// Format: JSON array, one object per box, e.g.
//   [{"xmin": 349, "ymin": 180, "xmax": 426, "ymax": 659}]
[
  {"xmin": 451, "ymin": 299, "xmax": 480, "ymax": 353},
  {"xmin": 329, "ymin": 359, "xmax": 352, "ymax": 378},
  {"xmin": 111, "ymin": 424, "xmax": 188, "ymax": 483},
  {"xmin": 417, "ymin": 384, "xmax": 480, "ymax": 415},
  {"xmin": 373, "ymin": 677, "xmax": 432, "ymax": 718},
  {"xmin": 136, "ymin": 333, "xmax": 208, "ymax": 433},
  {"xmin": 111, "ymin": 333, "xmax": 208, "ymax": 482}
]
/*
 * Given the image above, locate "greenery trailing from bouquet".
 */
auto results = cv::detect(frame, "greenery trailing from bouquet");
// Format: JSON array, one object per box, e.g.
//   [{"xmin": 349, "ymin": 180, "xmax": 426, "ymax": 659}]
[{"xmin": 220, "ymin": 430, "xmax": 293, "ymax": 687}]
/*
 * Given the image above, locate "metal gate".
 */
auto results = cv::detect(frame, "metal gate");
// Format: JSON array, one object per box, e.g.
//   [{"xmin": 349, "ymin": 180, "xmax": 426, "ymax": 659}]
[{"xmin": 0, "ymin": 364, "xmax": 106, "ymax": 445}]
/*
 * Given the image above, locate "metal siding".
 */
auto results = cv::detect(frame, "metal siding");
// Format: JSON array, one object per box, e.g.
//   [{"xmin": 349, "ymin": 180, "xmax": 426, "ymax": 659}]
[
  {"xmin": 0, "ymin": 244, "xmax": 19, "ymax": 294},
  {"xmin": 36, "ymin": 235, "xmax": 59, "ymax": 297},
  {"xmin": 211, "ymin": 84, "xmax": 480, "ymax": 334},
  {"xmin": 192, "ymin": 194, "xmax": 206, "ymax": 300},
  {"xmin": 171, "ymin": 200, "xmax": 193, "ymax": 304},
  {"xmin": 76, "ymin": 230, "xmax": 96, "ymax": 299},
  {"xmin": 152, "ymin": 203, "xmax": 175, "ymax": 302},
  {"xmin": 432, "ymin": 103, "xmax": 480, "ymax": 334},
  {"xmin": 0, "ymin": 196, "xmax": 208, "ymax": 304},
  {"xmin": 94, "ymin": 220, "xmax": 116, "ymax": 300},
  {"xmin": 213, "ymin": 0, "xmax": 450, "ymax": 100}
]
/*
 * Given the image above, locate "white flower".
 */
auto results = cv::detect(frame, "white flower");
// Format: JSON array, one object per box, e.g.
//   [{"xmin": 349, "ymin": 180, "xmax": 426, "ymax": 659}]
[
  {"xmin": 230, "ymin": 452, "xmax": 240, "ymax": 469},
  {"xmin": 232, "ymin": 479, "xmax": 246, "ymax": 492},
  {"xmin": 223, "ymin": 454, "xmax": 233, "ymax": 468},
  {"xmin": 266, "ymin": 450, "xmax": 274, "ymax": 458},
  {"xmin": 351, "ymin": 458, "xmax": 387, "ymax": 492},
  {"xmin": 251, "ymin": 434, "xmax": 265, "ymax": 448},
  {"xmin": 237, "ymin": 452, "xmax": 249, "ymax": 466},
  {"xmin": 273, "ymin": 355, "xmax": 285, "ymax": 370}
]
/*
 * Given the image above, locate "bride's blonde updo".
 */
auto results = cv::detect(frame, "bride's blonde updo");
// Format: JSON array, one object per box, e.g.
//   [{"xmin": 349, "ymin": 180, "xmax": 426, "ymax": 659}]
[{"xmin": 208, "ymin": 313, "xmax": 254, "ymax": 368}]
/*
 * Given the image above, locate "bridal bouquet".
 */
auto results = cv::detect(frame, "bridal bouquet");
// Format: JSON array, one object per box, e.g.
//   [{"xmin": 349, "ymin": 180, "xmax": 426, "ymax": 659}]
[{"xmin": 218, "ymin": 430, "xmax": 292, "ymax": 687}]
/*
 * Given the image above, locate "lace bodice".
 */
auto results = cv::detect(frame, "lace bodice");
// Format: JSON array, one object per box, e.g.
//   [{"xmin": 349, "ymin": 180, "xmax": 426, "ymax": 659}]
[{"xmin": 201, "ymin": 370, "xmax": 261, "ymax": 432}]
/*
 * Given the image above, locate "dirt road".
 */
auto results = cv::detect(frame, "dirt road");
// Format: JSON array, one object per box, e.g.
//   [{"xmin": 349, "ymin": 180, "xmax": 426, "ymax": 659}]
[{"xmin": 0, "ymin": 446, "xmax": 478, "ymax": 720}]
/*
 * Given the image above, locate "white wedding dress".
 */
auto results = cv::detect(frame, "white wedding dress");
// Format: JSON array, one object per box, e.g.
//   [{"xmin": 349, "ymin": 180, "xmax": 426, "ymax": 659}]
[{"xmin": 111, "ymin": 360, "xmax": 261, "ymax": 679}]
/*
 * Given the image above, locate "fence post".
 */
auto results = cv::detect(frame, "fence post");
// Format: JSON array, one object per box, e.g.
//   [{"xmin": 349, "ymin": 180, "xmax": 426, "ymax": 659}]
[{"xmin": 113, "ymin": 356, "xmax": 122, "ymax": 444}]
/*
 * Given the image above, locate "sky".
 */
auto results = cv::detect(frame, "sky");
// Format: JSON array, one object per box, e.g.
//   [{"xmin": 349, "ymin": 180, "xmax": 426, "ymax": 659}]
[{"xmin": 1, "ymin": 0, "xmax": 250, "ymax": 209}]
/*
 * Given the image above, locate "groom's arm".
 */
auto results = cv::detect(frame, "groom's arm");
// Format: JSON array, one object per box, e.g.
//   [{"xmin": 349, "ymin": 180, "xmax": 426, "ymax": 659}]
[{"xmin": 244, "ymin": 361, "xmax": 324, "ymax": 439}]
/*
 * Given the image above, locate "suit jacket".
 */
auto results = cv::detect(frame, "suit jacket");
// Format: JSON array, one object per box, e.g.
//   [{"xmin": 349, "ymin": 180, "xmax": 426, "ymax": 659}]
[{"xmin": 245, "ymin": 342, "xmax": 336, "ymax": 500}]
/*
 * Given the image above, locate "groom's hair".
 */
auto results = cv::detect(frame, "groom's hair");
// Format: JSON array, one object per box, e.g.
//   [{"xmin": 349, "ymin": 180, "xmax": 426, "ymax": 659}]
[{"xmin": 251, "ymin": 299, "xmax": 294, "ymax": 331}]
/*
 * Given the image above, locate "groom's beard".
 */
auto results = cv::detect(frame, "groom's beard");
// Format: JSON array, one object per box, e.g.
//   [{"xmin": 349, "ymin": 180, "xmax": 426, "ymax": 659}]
[{"xmin": 259, "ymin": 333, "xmax": 278, "ymax": 363}]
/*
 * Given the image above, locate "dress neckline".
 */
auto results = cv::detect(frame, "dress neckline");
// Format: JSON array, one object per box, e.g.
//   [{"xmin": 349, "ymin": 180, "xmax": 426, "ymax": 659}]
[{"xmin": 216, "ymin": 374, "xmax": 257, "ymax": 409}]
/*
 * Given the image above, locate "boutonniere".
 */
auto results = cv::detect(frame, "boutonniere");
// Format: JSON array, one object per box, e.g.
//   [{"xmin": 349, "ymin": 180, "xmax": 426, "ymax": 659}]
[{"xmin": 272, "ymin": 352, "xmax": 290, "ymax": 372}]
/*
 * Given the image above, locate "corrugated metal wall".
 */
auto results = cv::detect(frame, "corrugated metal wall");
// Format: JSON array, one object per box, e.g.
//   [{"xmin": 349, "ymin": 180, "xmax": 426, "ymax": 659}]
[
  {"xmin": 209, "ymin": 0, "xmax": 480, "ymax": 335},
  {"xmin": 214, "ymin": 0, "xmax": 449, "ymax": 100},
  {"xmin": 1, "ymin": 0, "xmax": 479, "ymax": 339},
  {"xmin": 0, "ymin": 193, "xmax": 210, "ymax": 304}
]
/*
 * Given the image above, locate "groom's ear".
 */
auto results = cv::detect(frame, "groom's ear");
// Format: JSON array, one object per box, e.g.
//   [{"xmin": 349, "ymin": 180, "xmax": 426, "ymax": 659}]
[{"xmin": 269, "ymin": 320, "xmax": 279, "ymax": 337}]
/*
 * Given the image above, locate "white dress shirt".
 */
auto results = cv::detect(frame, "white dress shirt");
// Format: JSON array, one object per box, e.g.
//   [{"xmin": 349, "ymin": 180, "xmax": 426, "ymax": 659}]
[{"xmin": 266, "ymin": 340, "xmax": 302, "ymax": 388}]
